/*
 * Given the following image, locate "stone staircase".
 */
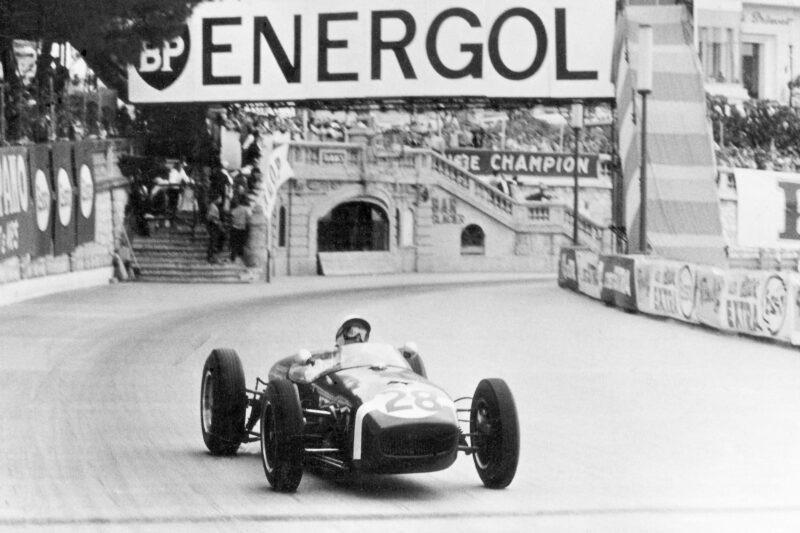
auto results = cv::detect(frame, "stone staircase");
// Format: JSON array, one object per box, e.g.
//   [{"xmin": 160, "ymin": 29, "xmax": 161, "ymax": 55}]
[{"xmin": 130, "ymin": 227, "xmax": 252, "ymax": 283}]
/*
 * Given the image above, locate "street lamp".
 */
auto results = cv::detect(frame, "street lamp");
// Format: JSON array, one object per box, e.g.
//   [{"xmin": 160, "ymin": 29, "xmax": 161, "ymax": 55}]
[
  {"xmin": 638, "ymin": 24, "xmax": 653, "ymax": 254},
  {"xmin": 570, "ymin": 102, "xmax": 584, "ymax": 245}
]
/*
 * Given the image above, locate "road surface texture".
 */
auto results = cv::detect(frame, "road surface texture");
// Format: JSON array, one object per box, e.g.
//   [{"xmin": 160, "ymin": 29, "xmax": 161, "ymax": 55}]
[{"xmin": 1, "ymin": 273, "xmax": 799, "ymax": 532}]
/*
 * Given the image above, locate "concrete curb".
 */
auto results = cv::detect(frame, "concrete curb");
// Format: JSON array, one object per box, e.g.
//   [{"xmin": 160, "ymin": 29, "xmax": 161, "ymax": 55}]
[
  {"xmin": 0, "ymin": 268, "xmax": 114, "ymax": 307},
  {"xmin": 0, "ymin": 270, "xmax": 557, "ymax": 308}
]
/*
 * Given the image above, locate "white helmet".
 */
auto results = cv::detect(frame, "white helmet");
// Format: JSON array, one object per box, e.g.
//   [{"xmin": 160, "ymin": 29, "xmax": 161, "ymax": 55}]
[{"xmin": 336, "ymin": 316, "xmax": 371, "ymax": 346}]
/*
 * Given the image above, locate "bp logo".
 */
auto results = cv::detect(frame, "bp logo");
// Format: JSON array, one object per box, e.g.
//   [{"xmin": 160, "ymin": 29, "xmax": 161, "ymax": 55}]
[
  {"xmin": 79, "ymin": 164, "xmax": 94, "ymax": 219},
  {"xmin": 136, "ymin": 25, "xmax": 190, "ymax": 90},
  {"xmin": 35, "ymin": 169, "xmax": 51, "ymax": 232},
  {"xmin": 57, "ymin": 168, "xmax": 73, "ymax": 227}
]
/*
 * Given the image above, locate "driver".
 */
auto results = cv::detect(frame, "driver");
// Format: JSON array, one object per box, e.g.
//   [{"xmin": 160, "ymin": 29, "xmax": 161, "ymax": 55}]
[{"xmin": 335, "ymin": 316, "xmax": 371, "ymax": 346}]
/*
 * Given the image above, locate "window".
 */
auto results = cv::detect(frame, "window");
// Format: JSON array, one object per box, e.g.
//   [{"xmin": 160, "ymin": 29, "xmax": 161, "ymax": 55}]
[
  {"xmin": 278, "ymin": 206, "xmax": 287, "ymax": 247},
  {"xmin": 460, "ymin": 224, "xmax": 485, "ymax": 255},
  {"xmin": 741, "ymin": 42, "xmax": 760, "ymax": 99},
  {"xmin": 698, "ymin": 26, "xmax": 735, "ymax": 83}
]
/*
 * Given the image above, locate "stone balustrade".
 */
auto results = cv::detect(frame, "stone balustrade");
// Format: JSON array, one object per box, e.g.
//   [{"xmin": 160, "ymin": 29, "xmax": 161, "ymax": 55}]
[{"xmin": 287, "ymin": 141, "xmax": 609, "ymax": 252}]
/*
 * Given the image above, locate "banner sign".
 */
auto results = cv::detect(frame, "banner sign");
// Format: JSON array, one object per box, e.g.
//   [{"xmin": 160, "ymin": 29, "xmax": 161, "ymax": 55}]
[
  {"xmin": 128, "ymin": 0, "xmax": 616, "ymax": 104},
  {"xmin": 635, "ymin": 259, "xmax": 696, "ymax": 322},
  {"xmin": 559, "ymin": 252, "xmax": 800, "ymax": 349},
  {"xmin": 28, "ymin": 145, "xmax": 53, "ymax": 258},
  {"xmin": 600, "ymin": 255, "xmax": 637, "ymax": 311},
  {"xmin": 694, "ymin": 266, "xmax": 725, "ymax": 329},
  {"xmin": 721, "ymin": 270, "xmax": 789, "ymax": 340},
  {"xmin": 73, "ymin": 142, "xmax": 96, "ymax": 246},
  {"xmin": 0, "ymin": 147, "xmax": 35, "ymax": 261},
  {"xmin": 557, "ymin": 246, "xmax": 578, "ymax": 291},
  {"xmin": 735, "ymin": 168, "xmax": 800, "ymax": 248},
  {"xmin": 787, "ymin": 273, "xmax": 800, "ymax": 346},
  {"xmin": 575, "ymin": 249, "xmax": 602, "ymax": 299},
  {"xmin": 51, "ymin": 142, "xmax": 76, "ymax": 256},
  {"xmin": 258, "ymin": 144, "xmax": 295, "ymax": 246},
  {"xmin": 445, "ymin": 148, "xmax": 598, "ymax": 178}
]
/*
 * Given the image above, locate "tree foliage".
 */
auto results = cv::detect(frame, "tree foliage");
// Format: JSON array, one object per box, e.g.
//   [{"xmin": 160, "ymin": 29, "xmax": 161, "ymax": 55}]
[
  {"xmin": 0, "ymin": 0, "xmax": 200, "ymax": 65},
  {"xmin": 707, "ymin": 94, "xmax": 800, "ymax": 153}
]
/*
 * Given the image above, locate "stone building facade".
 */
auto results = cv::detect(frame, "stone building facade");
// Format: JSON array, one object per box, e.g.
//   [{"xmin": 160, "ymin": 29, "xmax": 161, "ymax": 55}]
[{"xmin": 266, "ymin": 143, "xmax": 610, "ymax": 278}]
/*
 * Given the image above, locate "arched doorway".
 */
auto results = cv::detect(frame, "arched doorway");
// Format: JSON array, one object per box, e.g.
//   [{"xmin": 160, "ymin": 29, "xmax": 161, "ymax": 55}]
[{"xmin": 317, "ymin": 201, "xmax": 390, "ymax": 252}]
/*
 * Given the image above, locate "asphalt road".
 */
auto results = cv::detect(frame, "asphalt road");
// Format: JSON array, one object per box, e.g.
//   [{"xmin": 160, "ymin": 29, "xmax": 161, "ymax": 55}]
[{"xmin": 1, "ymin": 274, "xmax": 799, "ymax": 532}]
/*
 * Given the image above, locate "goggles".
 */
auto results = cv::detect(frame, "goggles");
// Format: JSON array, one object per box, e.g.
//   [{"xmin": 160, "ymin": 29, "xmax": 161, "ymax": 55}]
[{"xmin": 344, "ymin": 325, "xmax": 368, "ymax": 341}]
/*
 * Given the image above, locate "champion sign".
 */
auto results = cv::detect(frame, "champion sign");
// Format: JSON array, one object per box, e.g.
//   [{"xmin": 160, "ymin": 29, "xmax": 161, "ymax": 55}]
[{"xmin": 129, "ymin": 0, "xmax": 615, "ymax": 103}]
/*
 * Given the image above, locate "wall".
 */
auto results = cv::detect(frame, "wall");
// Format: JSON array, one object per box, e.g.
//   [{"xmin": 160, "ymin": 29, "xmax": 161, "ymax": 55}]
[
  {"xmin": 418, "ymin": 187, "xmax": 559, "ymax": 272},
  {"xmin": 0, "ymin": 140, "xmax": 131, "ymax": 302}
]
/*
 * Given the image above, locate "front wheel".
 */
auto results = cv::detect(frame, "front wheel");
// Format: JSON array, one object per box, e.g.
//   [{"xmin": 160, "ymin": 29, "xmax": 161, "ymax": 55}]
[
  {"xmin": 200, "ymin": 349, "xmax": 247, "ymax": 455},
  {"xmin": 260, "ymin": 378, "xmax": 304, "ymax": 492},
  {"xmin": 470, "ymin": 378, "xmax": 520, "ymax": 489}
]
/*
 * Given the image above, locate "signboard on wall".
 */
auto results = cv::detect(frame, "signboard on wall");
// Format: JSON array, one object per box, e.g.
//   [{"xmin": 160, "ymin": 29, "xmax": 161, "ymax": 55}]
[
  {"xmin": 128, "ymin": 0, "xmax": 615, "ymax": 103},
  {"xmin": 0, "ymin": 147, "xmax": 35, "ymax": 261},
  {"xmin": 28, "ymin": 145, "xmax": 54, "ymax": 258},
  {"xmin": 445, "ymin": 148, "xmax": 598, "ymax": 178},
  {"xmin": 73, "ymin": 143, "xmax": 96, "ymax": 246},
  {"xmin": 51, "ymin": 142, "xmax": 76, "ymax": 256},
  {"xmin": 735, "ymin": 168, "xmax": 800, "ymax": 248}
]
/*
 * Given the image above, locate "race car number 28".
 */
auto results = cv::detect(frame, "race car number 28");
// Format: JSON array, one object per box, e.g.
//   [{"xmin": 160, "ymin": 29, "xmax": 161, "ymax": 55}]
[{"xmin": 375, "ymin": 388, "xmax": 447, "ymax": 419}]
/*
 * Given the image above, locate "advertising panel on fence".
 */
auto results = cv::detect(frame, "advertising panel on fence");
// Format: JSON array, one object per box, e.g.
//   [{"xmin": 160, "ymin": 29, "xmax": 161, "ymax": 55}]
[
  {"xmin": 694, "ymin": 266, "xmax": 725, "ymax": 329},
  {"xmin": 557, "ymin": 246, "xmax": 578, "ymax": 291},
  {"xmin": 28, "ymin": 145, "xmax": 53, "ymax": 258},
  {"xmin": 600, "ymin": 255, "xmax": 637, "ymax": 311},
  {"xmin": 721, "ymin": 270, "xmax": 790, "ymax": 341},
  {"xmin": 786, "ymin": 273, "xmax": 800, "ymax": 346},
  {"xmin": 51, "ymin": 142, "xmax": 76, "ymax": 256},
  {"xmin": 575, "ymin": 249, "xmax": 601, "ymax": 299},
  {"xmin": 128, "ymin": 0, "xmax": 616, "ymax": 104},
  {"xmin": 0, "ymin": 146, "xmax": 35, "ymax": 261},
  {"xmin": 73, "ymin": 142, "xmax": 96, "ymax": 245},
  {"xmin": 735, "ymin": 168, "xmax": 800, "ymax": 248},
  {"xmin": 634, "ymin": 259, "xmax": 696, "ymax": 323},
  {"xmin": 445, "ymin": 148, "xmax": 598, "ymax": 178}
]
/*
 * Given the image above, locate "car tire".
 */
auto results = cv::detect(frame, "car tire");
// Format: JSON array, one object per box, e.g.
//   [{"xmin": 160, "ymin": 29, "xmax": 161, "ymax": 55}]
[
  {"xmin": 260, "ymin": 377, "xmax": 304, "ymax": 492},
  {"xmin": 200, "ymin": 349, "xmax": 247, "ymax": 455},
  {"xmin": 470, "ymin": 378, "xmax": 520, "ymax": 489},
  {"xmin": 406, "ymin": 353, "xmax": 427, "ymax": 378}
]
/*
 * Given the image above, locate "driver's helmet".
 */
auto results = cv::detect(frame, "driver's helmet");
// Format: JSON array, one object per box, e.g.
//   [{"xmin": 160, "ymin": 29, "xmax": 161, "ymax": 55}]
[{"xmin": 335, "ymin": 316, "xmax": 371, "ymax": 346}]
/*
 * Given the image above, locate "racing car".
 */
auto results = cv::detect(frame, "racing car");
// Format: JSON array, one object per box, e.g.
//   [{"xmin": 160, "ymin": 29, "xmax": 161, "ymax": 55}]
[{"xmin": 200, "ymin": 340, "xmax": 520, "ymax": 492}]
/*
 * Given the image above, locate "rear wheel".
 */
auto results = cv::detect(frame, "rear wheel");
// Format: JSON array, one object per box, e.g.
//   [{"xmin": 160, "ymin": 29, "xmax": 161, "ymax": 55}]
[
  {"xmin": 200, "ymin": 349, "xmax": 247, "ymax": 455},
  {"xmin": 470, "ymin": 378, "xmax": 520, "ymax": 489},
  {"xmin": 260, "ymin": 378, "xmax": 304, "ymax": 492}
]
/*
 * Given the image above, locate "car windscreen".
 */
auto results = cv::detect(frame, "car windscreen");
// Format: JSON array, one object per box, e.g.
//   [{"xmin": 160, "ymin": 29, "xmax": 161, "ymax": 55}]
[{"xmin": 338, "ymin": 343, "xmax": 411, "ymax": 371}]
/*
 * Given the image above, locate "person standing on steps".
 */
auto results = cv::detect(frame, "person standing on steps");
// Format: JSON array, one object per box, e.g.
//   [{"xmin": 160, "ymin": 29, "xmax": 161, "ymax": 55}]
[
  {"xmin": 229, "ymin": 194, "xmax": 251, "ymax": 264},
  {"xmin": 206, "ymin": 196, "xmax": 223, "ymax": 263}
]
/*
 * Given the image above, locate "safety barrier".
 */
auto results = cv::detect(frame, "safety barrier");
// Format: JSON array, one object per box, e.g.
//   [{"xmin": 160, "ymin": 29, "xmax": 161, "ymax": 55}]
[{"xmin": 559, "ymin": 246, "xmax": 800, "ymax": 346}]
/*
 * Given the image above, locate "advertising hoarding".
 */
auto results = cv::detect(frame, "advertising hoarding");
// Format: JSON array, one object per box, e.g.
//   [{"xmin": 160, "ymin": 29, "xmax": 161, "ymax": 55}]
[
  {"xmin": 445, "ymin": 148, "xmax": 598, "ymax": 178},
  {"xmin": 735, "ymin": 168, "xmax": 800, "ymax": 248},
  {"xmin": 51, "ymin": 142, "xmax": 76, "ymax": 256},
  {"xmin": 0, "ymin": 147, "xmax": 35, "ymax": 261},
  {"xmin": 28, "ymin": 144, "xmax": 54, "ymax": 258},
  {"xmin": 73, "ymin": 143, "xmax": 96, "ymax": 246},
  {"xmin": 129, "ymin": 0, "xmax": 616, "ymax": 104}
]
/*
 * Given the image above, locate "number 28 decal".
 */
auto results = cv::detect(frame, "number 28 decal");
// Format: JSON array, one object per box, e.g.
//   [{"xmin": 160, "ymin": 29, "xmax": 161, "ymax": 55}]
[{"xmin": 374, "ymin": 387, "xmax": 452, "ymax": 419}]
